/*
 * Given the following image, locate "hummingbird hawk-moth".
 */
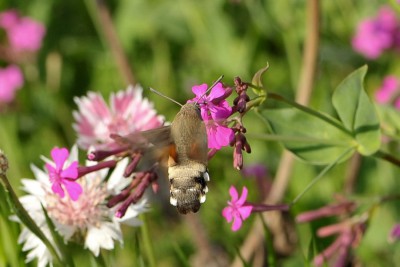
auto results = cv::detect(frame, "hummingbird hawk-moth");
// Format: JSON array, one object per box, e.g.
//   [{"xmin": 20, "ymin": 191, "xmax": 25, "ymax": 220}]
[{"xmin": 113, "ymin": 78, "xmax": 226, "ymax": 214}]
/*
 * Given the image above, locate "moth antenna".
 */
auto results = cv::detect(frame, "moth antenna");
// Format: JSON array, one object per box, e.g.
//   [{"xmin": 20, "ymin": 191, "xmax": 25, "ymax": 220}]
[
  {"xmin": 195, "ymin": 75, "xmax": 224, "ymax": 105},
  {"xmin": 149, "ymin": 87, "xmax": 183, "ymax": 107}
]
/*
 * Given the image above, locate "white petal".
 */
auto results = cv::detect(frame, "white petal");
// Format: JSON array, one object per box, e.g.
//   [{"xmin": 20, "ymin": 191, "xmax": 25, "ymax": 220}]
[{"xmin": 107, "ymin": 158, "xmax": 131, "ymax": 192}]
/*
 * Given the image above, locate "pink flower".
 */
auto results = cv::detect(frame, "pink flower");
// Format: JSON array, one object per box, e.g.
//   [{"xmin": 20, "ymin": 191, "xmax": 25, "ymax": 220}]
[
  {"xmin": 188, "ymin": 83, "xmax": 234, "ymax": 149},
  {"xmin": 0, "ymin": 10, "xmax": 46, "ymax": 52},
  {"xmin": 389, "ymin": 223, "xmax": 400, "ymax": 242},
  {"xmin": 45, "ymin": 147, "xmax": 81, "ymax": 201},
  {"xmin": 222, "ymin": 186, "xmax": 253, "ymax": 231},
  {"xmin": 0, "ymin": 65, "xmax": 23, "ymax": 103},
  {"xmin": 352, "ymin": 6, "xmax": 400, "ymax": 59},
  {"xmin": 73, "ymin": 85, "xmax": 164, "ymax": 149},
  {"xmin": 375, "ymin": 75, "xmax": 399, "ymax": 104}
]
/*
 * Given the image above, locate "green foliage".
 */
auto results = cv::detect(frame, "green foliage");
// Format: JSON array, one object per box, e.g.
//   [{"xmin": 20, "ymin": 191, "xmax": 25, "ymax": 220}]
[
  {"xmin": 265, "ymin": 108, "xmax": 355, "ymax": 164},
  {"xmin": 332, "ymin": 65, "xmax": 381, "ymax": 155}
]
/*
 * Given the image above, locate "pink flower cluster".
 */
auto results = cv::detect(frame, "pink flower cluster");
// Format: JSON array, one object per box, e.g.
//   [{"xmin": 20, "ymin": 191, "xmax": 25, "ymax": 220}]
[
  {"xmin": 0, "ymin": 10, "xmax": 45, "ymax": 104},
  {"xmin": 0, "ymin": 65, "xmax": 23, "ymax": 103},
  {"xmin": 375, "ymin": 75, "xmax": 400, "ymax": 108},
  {"xmin": 188, "ymin": 82, "xmax": 234, "ymax": 150},
  {"xmin": 352, "ymin": 6, "xmax": 400, "ymax": 59},
  {"xmin": 0, "ymin": 10, "xmax": 46, "ymax": 52}
]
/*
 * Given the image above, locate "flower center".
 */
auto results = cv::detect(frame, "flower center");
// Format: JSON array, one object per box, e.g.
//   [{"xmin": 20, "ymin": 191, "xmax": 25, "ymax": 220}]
[{"xmin": 45, "ymin": 177, "xmax": 109, "ymax": 230}]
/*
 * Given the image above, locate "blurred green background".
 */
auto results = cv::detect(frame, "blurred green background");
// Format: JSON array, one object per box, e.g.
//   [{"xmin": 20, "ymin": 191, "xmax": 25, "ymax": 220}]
[{"xmin": 1, "ymin": 0, "xmax": 400, "ymax": 266}]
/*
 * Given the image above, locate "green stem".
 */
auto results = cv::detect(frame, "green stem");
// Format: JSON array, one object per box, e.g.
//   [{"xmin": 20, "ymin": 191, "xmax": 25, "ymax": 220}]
[
  {"xmin": 291, "ymin": 147, "xmax": 354, "ymax": 205},
  {"xmin": 140, "ymin": 214, "xmax": 156, "ymax": 267},
  {"xmin": 0, "ymin": 173, "xmax": 64, "ymax": 266},
  {"xmin": 373, "ymin": 150, "xmax": 400, "ymax": 168},
  {"xmin": 268, "ymin": 92, "xmax": 352, "ymax": 136},
  {"xmin": 247, "ymin": 133, "xmax": 350, "ymax": 146},
  {"xmin": 92, "ymin": 252, "xmax": 107, "ymax": 267}
]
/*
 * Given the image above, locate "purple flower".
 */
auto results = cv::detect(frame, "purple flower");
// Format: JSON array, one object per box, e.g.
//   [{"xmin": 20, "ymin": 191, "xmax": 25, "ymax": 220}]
[
  {"xmin": 0, "ymin": 10, "xmax": 46, "ymax": 52},
  {"xmin": 0, "ymin": 65, "xmax": 23, "ymax": 103},
  {"xmin": 375, "ymin": 75, "xmax": 399, "ymax": 104},
  {"xmin": 188, "ymin": 83, "xmax": 234, "ymax": 149},
  {"xmin": 222, "ymin": 186, "xmax": 253, "ymax": 231},
  {"xmin": 389, "ymin": 223, "xmax": 400, "ymax": 242},
  {"xmin": 352, "ymin": 6, "xmax": 400, "ymax": 59},
  {"xmin": 45, "ymin": 147, "xmax": 81, "ymax": 201},
  {"xmin": 296, "ymin": 199, "xmax": 367, "ymax": 267}
]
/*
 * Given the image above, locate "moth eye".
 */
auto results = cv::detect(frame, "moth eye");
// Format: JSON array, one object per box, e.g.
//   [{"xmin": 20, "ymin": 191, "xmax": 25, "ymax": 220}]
[
  {"xmin": 203, "ymin": 172, "xmax": 210, "ymax": 182},
  {"xmin": 200, "ymin": 194, "xmax": 206, "ymax": 203},
  {"xmin": 170, "ymin": 197, "xmax": 178, "ymax": 206}
]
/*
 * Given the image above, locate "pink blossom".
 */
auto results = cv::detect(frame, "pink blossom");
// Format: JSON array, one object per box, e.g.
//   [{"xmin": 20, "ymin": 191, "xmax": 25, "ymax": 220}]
[
  {"xmin": 352, "ymin": 7, "xmax": 400, "ymax": 59},
  {"xmin": 45, "ymin": 147, "xmax": 81, "ymax": 201},
  {"xmin": 189, "ymin": 83, "xmax": 234, "ymax": 149},
  {"xmin": 222, "ymin": 186, "xmax": 253, "ymax": 231},
  {"xmin": 0, "ymin": 10, "xmax": 46, "ymax": 52},
  {"xmin": 0, "ymin": 65, "xmax": 23, "ymax": 103},
  {"xmin": 389, "ymin": 223, "xmax": 400, "ymax": 242},
  {"xmin": 73, "ymin": 85, "xmax": 164, "ymax": 149},
  {"xmin": 375, "ymin": 75, "xmax": 399, "ymax": 104}
]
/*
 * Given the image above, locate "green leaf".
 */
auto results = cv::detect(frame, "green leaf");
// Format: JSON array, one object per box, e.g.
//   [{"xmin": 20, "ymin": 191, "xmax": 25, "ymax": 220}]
[
  {"xmin": 251, "ymin": 63, "xmax": 269, "ymax": 96},
  {"xmin": 332, "ymin": 65, "xmax": 381, "ymax": 155},
  {"xmin": 264, "ymin": 108, "xmax": 356, "ymax": 165},
  {"xmin": 376, "ymin": 104, "xmax": 400, "ymax": 139}
]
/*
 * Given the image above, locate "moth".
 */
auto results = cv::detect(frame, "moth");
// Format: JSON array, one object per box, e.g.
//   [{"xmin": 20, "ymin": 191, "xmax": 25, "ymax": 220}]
[{"xmin": 113, "ymin": 78, "xmax": 222, "ymax": 214}]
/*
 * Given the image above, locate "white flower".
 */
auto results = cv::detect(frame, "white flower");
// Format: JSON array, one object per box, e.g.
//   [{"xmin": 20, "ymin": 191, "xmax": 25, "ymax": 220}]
[{"xmin": 11, "ymin": 145, "xmax": 149, "ymax": 265}]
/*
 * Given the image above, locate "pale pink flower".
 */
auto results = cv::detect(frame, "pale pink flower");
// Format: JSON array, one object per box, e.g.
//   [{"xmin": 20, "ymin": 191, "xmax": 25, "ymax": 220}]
[
  {"xmin": 73, "ymin": 85, "xmax": 164, "ymax": 149},
  {"xmin": 0, "ymin": 10, "xmax": 46, "ymax": 52},
  {"xmin": 0, "ymin": 65, "xmax": 23, "ymax": 103},
  {"xmin": 44, "ymin": 147, "xmax": 81, "ymax": 201},
  {"xmin": 352, "ymin": 6, "xmax": 400, "ymax": 59},
  {"xmin": 222, "ymin": 186, "xmax": 253, "ymax": 231},
  {"xmin": 188, "ymin": 83, "xmax": 234, "ymax": 149}
]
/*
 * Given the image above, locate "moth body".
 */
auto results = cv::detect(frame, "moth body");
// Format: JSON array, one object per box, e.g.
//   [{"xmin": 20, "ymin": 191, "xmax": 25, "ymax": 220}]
[{"xmin": 168, "ymin": 103, "xmax": 209, "ymax": 214}]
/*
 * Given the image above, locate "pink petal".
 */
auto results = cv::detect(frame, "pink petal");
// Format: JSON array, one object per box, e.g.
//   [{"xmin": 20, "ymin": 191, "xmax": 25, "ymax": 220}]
[
  {"xmin": 231, "ymin": 215, "xmax": 243, "ymax": 231},
  {"xmin": 63, "ymin": 180, "xmax": 83, "ymax": 201},
  {"xmin": 208, "ymin": 83, "xmax": 225, "ymax": 100},
  {"xmin": 214, "ymin": 125, "xmax": 234, "ymax": 148},
  {"xmin": 51, "ymin": 182, "xmax": 65, "ymax": 198},
  {"xmin": 50, "ymin": 147, "xmax": 69, "ymax": 171},
  {"xmin": 210, "ymin": 101, "xmax": 232, "ymax": 121},
  {"xmin": 191, "ymin": 84, "xmax": 208, "ymax": 97},
  {"xmin": 395, "ymin": 98, "xmax": 400, "ymax": 109},
  {"xmin": 222, "ymin": 206, "xmax": 234, "ymax": 222},
  {"xmin": 229, "ymin": 186, "xmax": 239, "ymax": 202},
  {"xmin": 0, "ymin": 10, "xmax": 19, "ymax": 29},
  {"xmin": 237, "ymin": 186, "xmax": 248, "ymax": 206},
  {"xmin": 238, "ymin": 205, "xmax": 253, "ymax": 220},
  {"xmin": 60, "ymin": 161, "xmax": 78, "ymax": 179}
]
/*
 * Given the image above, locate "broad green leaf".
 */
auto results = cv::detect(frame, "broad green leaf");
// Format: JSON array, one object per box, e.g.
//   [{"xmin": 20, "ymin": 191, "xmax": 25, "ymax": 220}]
[
  {"xmin": 264, "ymin": 108, "xmax": 355, "ymax": 165},
  {"xmin": 332, "ymin": 66, "xmax": 381, "ymax": 155},
  {"xmin": 251, "ymin": 63, "xmax": 269, "ymax": 96},
  {"xmin": 376, "ymin": 104, "xmax": 400, "ymax": 138}
]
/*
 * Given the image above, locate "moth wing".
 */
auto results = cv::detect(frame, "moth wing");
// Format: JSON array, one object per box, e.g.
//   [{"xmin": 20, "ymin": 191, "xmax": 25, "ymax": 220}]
[{"xmin": 111, "ymin": 125, "xmax": 172, "ymax": 149}]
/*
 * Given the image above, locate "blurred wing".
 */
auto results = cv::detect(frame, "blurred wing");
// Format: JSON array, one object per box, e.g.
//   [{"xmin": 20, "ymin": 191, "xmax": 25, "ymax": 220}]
[{"xmin": 111, "ymin": 126, "xmax": 172, "ymax": 149}]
